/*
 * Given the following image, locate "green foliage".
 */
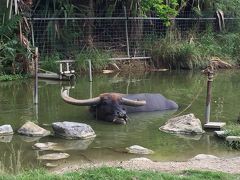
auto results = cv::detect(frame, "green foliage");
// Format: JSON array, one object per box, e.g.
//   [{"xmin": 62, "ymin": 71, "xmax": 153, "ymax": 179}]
[
  {"xmin": 0, "ymin": 74, "xmax": 26, "ymax": 81},
  {"xmin": 0, "ymin": 15, "xmax": 28, "ymax": 74},
  {"xmin": 75, "ymin": 49, "xmax": 111, "ymax": 72},
  {"xmin": 40, "ymin": 53, "xmax": 61, "ymax": 73},
  {"xmin": 223, "ymin": 124, "xmax": 240, "ymax": 149},
  {"xmin": 141, "ymin": 0, "xmax": 178, "ymax": 25},
  {"xmin": 224, "ymin": 124, "xmax": 240, "ymax": 137},
  {"xmin": 150, "ymin": 31, "xmax": 240, "ymax": 70}
]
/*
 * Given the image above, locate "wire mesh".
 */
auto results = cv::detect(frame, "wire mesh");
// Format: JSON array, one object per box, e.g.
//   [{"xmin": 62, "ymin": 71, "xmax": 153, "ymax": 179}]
[{"xmin": 30, "ymin": 10, "xmax": 240, "ymax": 59}]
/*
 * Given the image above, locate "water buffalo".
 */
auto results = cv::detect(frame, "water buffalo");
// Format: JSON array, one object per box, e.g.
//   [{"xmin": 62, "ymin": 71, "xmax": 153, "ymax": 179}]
[{"xmin": 61, "ymin": 89, "xmax": 178, "ymax": 124}]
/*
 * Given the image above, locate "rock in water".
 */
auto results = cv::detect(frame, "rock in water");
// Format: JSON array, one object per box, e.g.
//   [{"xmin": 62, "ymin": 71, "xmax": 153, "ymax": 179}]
[
  {"xmin": 52, "ymin": 121, "xmax": 96, "ymax": 139},
  {"xmin": 126, "ymin": 145, "xmax": 154, "ymax": 155},
  {"xmin": 159, "ymin": 113, "xmax": 204, "ymax": 135},
  {"xmin": 18, "ymin": 121, "xmax": 50, "ymax": 137},
  {"xmin": 37, "ymin": 153, "xmax": 70, "ymax": 160},
  {"xmin": 190, "ymin": 154, "xmax": 219, "ymax": 161},
  {"xmin": 0, "ymin": 125, "xmax": 13, "ymax": 135},
  {"xmin": 33, "ymin": 142, "xmax": 58, "ymax": 151}
]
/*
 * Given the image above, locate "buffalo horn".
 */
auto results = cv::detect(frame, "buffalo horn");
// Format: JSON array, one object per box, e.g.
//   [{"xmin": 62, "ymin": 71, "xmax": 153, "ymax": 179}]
[
  {"xmin": 122, "ymin": 97, "xmax": 146, "ymax": 106},
  {"xmin": 61, "ymin": 89, "xmax": 100, "ymax": 106}
]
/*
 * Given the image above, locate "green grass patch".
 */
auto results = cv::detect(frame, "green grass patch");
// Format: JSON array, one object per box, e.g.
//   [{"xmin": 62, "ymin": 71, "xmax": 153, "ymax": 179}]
[
  {"xmin": 0, "ymin": 74, "xmax": 27, "ymax": 81},
  {"xmin": 40, "ymin": 53, "xmax": 61, "ymax": 73},
  {"xmin": 75, "ymin": 48, "xmax": 111, "ymax": 72},
  {"xmin": 224, "ymin": 124, "xmax": 240, "ymax": 137},
  {"xmin": 0, "ymin": 167, "xmax": 239, "ymax": 180},
  {"xmin": 150, "ymin": 32, "xmax": 240, "ymax": 70},
  {"xmin": 223, "ymin": 123, "xmax": 240, "ymax": 149}
]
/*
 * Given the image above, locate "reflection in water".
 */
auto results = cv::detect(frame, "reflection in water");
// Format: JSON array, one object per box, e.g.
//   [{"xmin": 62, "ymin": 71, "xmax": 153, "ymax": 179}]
[
  {"xmin": 0, "ymin": 135, "xmax": 13, "ymax": 143},
  {"xmin": 0, "ymin": 71, "xmax": 240, "ymax": 171}
]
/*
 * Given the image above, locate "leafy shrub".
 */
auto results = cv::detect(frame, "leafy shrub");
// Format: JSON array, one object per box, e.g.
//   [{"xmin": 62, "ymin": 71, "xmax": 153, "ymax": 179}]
[
  {"xmin": 40, "ymin": 53, "xmax": 61, "ymax": 73},
  {"xmin": 75, "ymin": 48, "xmax": 111, "ymax": 72}
]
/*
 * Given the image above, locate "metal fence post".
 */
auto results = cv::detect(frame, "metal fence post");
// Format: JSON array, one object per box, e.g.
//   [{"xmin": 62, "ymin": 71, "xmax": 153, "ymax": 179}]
[
  {"xmin": 34, "ymin": 47, "xmax": 39, "ymax": 104},
  {"xmin": 88, "ymin": 59, "xmax": 93, "ymax": 82},
  {"xmin": 124, "ymin": 6, "xmax": 130, "ymax": 57}
]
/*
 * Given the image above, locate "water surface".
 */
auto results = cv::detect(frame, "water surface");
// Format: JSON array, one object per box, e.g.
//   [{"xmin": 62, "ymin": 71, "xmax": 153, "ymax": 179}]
[{"xmin": 0, "ymin": 70, "xmax": 239, "ymax": 171}]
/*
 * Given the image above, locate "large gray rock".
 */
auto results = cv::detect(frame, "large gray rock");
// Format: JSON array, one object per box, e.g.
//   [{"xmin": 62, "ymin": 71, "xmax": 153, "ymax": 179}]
[
  {"xmin": 159, "ymin": 113, "xmax": 204, "ymax": 135},
  {"xmin": 52, "ymin": 121, "xmax": 96, "ymax": 139},
  {"xmin": 18, "ymin": 121, "xmax": 50, "ymax": 137},
  {"xmin": 0, "ymin": 125, "xmax": 13, "ymax": 135},
  {"xmin": 126, "ymin": 145, "xmax": 154, "ymax": 155},
  {"xmin": 37, "ymin": 153, "xmax": 70, "ymax": 160}
]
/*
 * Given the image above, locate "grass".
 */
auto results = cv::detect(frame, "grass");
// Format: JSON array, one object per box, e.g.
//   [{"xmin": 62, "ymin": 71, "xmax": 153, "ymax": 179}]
[
  {"xmin": 0, "ymin": 74, "xmax": 27, "ymax": 81},
  {"xmin": 224, "ymin": 124, "xmax": 240, "ymax": 137},
  {"xmin": 40, "ymin": 53, "xmax": 61, "ymax": 73},
  {"xmin": 150, "ymin": 32, "xmax": 240, "ymax": 70},
  {"xmin": 0, "ymin": 167, "xmax": 239, "ymax": 180},
  {"xmin": 75, "ymin": 48, "xmax": 111, "ymax": 72},
  {"xmin": 223, "ymin": 123, "xmax": 240, "ymax": 149}
]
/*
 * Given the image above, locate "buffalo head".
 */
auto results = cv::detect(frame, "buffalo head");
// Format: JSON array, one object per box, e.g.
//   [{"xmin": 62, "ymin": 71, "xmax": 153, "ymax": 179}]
[{"xmin": 61, "ymin": 89, "xmax": 146, "ymax": 124}]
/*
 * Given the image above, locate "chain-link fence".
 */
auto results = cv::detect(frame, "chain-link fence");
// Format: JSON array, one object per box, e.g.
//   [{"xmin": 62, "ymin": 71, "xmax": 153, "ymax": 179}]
[{"xmin": 30, "ymin": 10, "xmax": 240, "ymax": 59}]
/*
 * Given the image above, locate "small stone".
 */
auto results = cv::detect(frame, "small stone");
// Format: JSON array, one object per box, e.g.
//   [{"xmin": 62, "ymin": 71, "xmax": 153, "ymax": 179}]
[
  {"xmin": 18, "ymin": 121, "xmax": 50, "ymax": 137},
  {"xmin": 37, "ymin": 153, "xmax": 70, "ymax": 160},
  {"xmin": 33, "ymin": 142, "xmax": 58, "ymax": 151},
  {"xmin": 126, "ymin": 145, "xmax": 154, "ymax": 155},
  {"xmin": 190, "ymin": 154, "xmax": 219, "ymax": 161},
  {"xmin": 130, "ymin": 157, "xmax": 152, "ymax": 162},
  {"xmin": 0, "ymin": 125, "xmax": 13, "ymax": 135},
  {"xmin": 214, "ymin": 131, "xmax": 226, "ymax": 138},
  {"xmin": 45, "ymin": 163, "xmax": 58, "ymax": 167},
  {"xmin": 52, "ymin": 121, "xmax": 96, "ymax": 139}
]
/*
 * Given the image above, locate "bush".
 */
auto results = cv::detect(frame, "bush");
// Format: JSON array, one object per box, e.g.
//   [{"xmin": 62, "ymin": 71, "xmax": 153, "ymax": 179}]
[
  {"xmin": 150, "ymin": 32, "xmax": 240, "ymax": 70},
  {"xmin": 40, "ymin": 53, "xmax": 61, "ymax": 73},
  {"xmin": 75, "ymin": 48, "xmax": 111, "ymax": 72}
]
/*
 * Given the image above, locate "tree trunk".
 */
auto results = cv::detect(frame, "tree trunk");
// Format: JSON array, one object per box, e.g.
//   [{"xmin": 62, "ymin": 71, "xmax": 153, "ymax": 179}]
[
  {"xmin": 130, "ymin": 0, "xmax": 143, "ymax": 57},
  {"xmin": 85, "ymin": 0, "xmax": 94, "ymax": 48}
]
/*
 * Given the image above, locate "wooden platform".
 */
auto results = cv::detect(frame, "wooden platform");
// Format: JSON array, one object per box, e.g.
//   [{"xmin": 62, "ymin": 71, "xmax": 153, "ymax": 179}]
[
  {"xmin": 38, "ymin": 73, "xmax": 75, "ymax": 81},
  {"xmin": 204, "ymin": 122, "xmax": 226, "ymax": 129}
]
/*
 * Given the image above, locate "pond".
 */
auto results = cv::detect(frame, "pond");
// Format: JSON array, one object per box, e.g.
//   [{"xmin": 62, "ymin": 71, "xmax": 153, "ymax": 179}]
[{"xmin": 0, "ymin": 70, "xmax": 240, "ymax": 172}]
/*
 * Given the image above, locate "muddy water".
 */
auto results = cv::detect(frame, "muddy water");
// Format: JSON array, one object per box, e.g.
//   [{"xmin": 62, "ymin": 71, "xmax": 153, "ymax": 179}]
[{"xmin": 0, "ymin": 70, "xmax": 239, "ymax": 171}]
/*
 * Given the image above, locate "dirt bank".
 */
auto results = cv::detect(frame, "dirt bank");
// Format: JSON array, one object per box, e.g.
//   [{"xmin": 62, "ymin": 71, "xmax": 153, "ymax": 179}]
[{"xmin": 52, "ymin": 155, "xmax": 240, "ymax": 174}]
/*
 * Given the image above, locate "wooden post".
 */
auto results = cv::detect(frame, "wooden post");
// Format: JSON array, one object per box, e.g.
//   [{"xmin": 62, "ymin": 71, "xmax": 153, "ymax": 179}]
[
  {"xmin": 34, "ymin": 47, "xmax": 39, "ymax": 104},
  {"xmin": 204, "ymin": 64, "xmax": 226, "ymax": 129},
  {"xmin": 88, "ymin": 59, "xmax": 92, "ymax": 82},
  {"xmin": 205, "ymin": 65, "xmax": 214, "ymax": 124}
]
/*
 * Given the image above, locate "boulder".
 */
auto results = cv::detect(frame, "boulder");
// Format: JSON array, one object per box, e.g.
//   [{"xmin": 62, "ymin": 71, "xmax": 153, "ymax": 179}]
[
  {"xmin": 37, "ymin": 153, "xmax": 70, "ymax": 160},
  {"xmin": 159, "ymin": 113, "xmax": 204, "ymax": 135},
  {"xmin": 52, "ymin": 121, "xmax": 96, "ymax": 139},
  {"xmin": 126, "ymin": 145, "xmax": 154, "ymax": 155},
  {"xmin": 18, "ymin": 121, "xmax": 50, "ymax": 137},
  {"xmin": 0, "ymin": 125, "xmax": 13, "ymax": 135}
]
